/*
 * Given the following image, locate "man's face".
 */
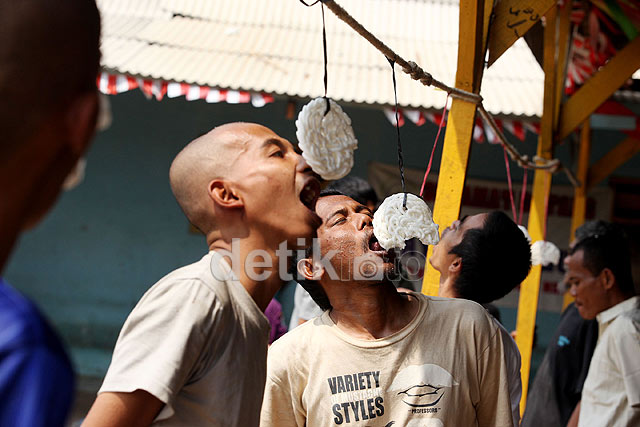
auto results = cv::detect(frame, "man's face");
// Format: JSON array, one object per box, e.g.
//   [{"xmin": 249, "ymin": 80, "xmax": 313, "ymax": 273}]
[
  {"xmin": 429, "ymin": 213, "xmax": 487, "ymax": 273},
  {"xmin": 315, "ymin": 195, "xmax": 395, "ymax": 283},
  {"xmin": 232, "ymin": 124, "xmax": 321, "ymax": 248},
  {"xmin": 564, "ymin": 250, "xmax": 609, "ymax": 319}
]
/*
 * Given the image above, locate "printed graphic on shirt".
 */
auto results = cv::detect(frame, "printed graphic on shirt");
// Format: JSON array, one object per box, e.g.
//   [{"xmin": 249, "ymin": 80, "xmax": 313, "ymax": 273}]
[
  {"xmin": 327, "ymin": 371, "xmax": 384, "ymax": 424},
  {"xmin": 326, "ymin": 365, "xmax": 456, "ymax": 425}
]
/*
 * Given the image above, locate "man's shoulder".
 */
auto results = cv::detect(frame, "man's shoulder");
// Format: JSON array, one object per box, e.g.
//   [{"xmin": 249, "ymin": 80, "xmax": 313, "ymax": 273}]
[
  {"xmin": 142, "ymin": 252, "xmax": 232, "ymax": 305},
  {"xmin": 423, "ymin": 295, "xmax": 496, "ymax": 323},
  {"xmin": 268, "ymin": 315, "xmax": 327, "ymax": 361},
  {"xmin": 610, "ymin": 306, "xmax": 640, "ymax": 335},
  {"xmin": 0, "ymin": 281, "xmax": 51, "ymax": 350}
]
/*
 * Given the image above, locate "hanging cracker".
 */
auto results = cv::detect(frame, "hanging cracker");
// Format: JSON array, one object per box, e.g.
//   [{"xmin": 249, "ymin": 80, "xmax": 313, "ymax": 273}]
[
  {"xmin": 296, "ymin": 97, "xmax": 358, "ymax": 180},
  {"xmin": 373, "ymin": 193, "xmax": 440, "ymax": 250}
]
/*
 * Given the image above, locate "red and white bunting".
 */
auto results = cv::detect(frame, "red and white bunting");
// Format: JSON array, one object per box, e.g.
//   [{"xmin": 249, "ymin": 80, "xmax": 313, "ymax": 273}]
[
  {"xmin": 97, "ymin": 72, "xmax": 274, "ymax": 107},
  {"xmin": 383, "ymin": 107, "xmax": 538, "ymax": 143}
]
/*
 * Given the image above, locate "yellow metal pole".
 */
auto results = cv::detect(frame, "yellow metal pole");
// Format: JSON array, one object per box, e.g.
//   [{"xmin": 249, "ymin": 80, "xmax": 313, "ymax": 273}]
[
  {"xmin": 564, "ymin": 120, "xmax": 591, "ymax": 309},
  {"xmin": 422, "ymin": 0, "xmax": 488, "ymax": 296},
  {"xmin": 587, "ymin": 136, "xmax": 640, "ymax": 190},
  {"xmin": 515, "ymin": 5, "xmax": 557, "ymax": 415}
]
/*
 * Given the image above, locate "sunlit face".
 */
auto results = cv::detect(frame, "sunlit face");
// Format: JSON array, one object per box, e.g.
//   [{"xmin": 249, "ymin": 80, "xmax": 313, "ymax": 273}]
[
  {"xmin": 315, "ymin": 195, "xmax": 395, "ymax": 283},
  {"xmin": 429, "ymin": 213, "xmax": 488, "ymax": 273},
  {"xmin": 231, "ymin": 124, "xmax": 321, "ymax": 248},
  {"xmin": 564, "ymin": 250, "xmax": 609, "ymax": 319}
]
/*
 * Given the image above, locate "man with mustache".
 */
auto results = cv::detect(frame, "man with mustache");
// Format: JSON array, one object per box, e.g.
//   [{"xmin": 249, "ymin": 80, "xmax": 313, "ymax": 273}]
[
  {"xmin": 84, "ymin": 123, "xmax": 322, "ymax": 426},
  {"xmin": 562, "ymin": 223, "xmax": 639, "ymax": 426},
  {"xmin": 260, "ymin": 191, "xmax": 515, "ymax": 426}
]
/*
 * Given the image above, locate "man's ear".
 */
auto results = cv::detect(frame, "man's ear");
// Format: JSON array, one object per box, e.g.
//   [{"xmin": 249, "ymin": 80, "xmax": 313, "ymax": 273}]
[
  {"xmin": 448, "ymin": 256, "xmax": 462, "ymax": 276},
  {"xmin": 297, "ymin": 258, "xmax": 325, "ymax": 281},
  {"xmin": 600, "ymin": 268, "xmax": 616, "ymax": 291},
  {"xmin": 209, "ymin": 180, "xmax": 244, "ymax": 209},
  {"xmin": 64, "ymin": 91, "xmax": 99, "ymax": 156}
]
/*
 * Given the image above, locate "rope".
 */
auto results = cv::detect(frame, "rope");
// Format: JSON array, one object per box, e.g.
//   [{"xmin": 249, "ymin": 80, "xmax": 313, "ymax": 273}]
[
  {"xmin": 518, "ymin": 166, "xmax": 528, "ymax": 225},
  {"xmin": 420, "ymin": 95, "xmax": 449, "ymax": 199},
  {"xmin": 318, "ymin": 0, "xmax": 582, "ymax": 188},
  {"xmin": 388, "ymin": 58, "xmax": 408, "ymax": 209},
  {"xmin": 503, "ymin": 146, "xmax": 517, "ymax": 221}
]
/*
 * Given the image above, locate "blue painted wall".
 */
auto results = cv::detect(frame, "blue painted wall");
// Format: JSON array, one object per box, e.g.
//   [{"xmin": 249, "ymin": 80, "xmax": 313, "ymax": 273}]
[{"xmin": 5, "ymin": 90, "xmax": 640, "ymax": 380}]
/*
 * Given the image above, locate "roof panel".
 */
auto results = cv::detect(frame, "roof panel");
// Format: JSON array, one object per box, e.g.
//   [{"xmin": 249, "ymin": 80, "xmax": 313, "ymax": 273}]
[{"xmin": 99, "ymin": 0, "xmax": 543, "ymax": 118}]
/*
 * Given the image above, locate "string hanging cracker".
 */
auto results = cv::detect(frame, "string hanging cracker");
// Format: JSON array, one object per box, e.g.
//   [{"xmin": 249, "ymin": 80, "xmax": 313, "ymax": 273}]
[
  {"xmin": 296, "ymin": 0, "xmax": 358, "ymax": 180},
  {"xmin": 319, "ymin": 0, "xmax": 581, "ymax": 188},
  {"xmin": 371, "ymin": 61, "xmax": 440, "ymax": 250}
]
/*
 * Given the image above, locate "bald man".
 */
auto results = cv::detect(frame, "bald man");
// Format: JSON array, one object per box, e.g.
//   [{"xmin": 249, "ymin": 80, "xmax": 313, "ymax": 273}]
[
  {"xmin": 0, "ymin": 1, "xmax": 100, "ymax": 426},
  {"xmin": 84, "ymin": 123, "xmax": 321, "ymax": 426}
]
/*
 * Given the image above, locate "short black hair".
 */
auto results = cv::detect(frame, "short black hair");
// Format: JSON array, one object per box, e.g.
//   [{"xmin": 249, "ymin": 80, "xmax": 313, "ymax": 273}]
[
  {"xmin": 327, "ymin": 176, "xmax": 378, "ymax": 207},
  {"xmin": 450, "ymin": 211, "xmax": 531, "ymax": 304},
  {"xmin": 570, "ymin": 223, "xmax": 635, "ymax": 296},
  {"xmin": 574, "ymin": 220, "xmax": 616, "ymax": 244}
]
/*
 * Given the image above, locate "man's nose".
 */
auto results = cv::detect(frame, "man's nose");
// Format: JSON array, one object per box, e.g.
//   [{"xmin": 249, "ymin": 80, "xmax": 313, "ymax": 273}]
[
  {"xmin": 357, "ymin": 213, "xmax": 372, "ymax": 230},
  {"xmin": 296, "ymin": 153, "xmax": 313, "ymax": 174}
]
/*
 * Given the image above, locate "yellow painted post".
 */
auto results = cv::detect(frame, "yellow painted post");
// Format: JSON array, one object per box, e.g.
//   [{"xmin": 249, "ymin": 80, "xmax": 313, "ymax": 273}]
[
  {"xmin": 587, "ymin": 136, "xmax": 640, "ymax": 190},
  {"xmin": 564, "ymin": 120, "xmax": 591, "ymax": 309},
  {"xmin": 515, "ymin": 5, "xmax": 556, "ymax": 415},
  {"xmin": 422, "ymin": 0, "xmax": 487, "ymax": 296}
]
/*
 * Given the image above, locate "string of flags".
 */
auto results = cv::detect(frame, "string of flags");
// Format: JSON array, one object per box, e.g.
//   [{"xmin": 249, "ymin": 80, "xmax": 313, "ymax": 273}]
[
  {"xmin": 97, "ymin": 72, "xmax": 275, "ymax": 108},
  {"xmin": 383, "ymin": 108, "xmax": 540, "ymax": 144}
]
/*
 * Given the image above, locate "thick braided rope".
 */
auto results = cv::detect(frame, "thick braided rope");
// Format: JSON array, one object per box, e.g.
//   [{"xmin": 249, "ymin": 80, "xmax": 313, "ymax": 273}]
[{"xmin": 320, "ymin": 0, "xmax": 581, "ymax": 186}]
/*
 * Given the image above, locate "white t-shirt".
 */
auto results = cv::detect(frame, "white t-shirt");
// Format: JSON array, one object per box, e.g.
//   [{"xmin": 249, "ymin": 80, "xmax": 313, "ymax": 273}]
[
  {"xmin": 494, "ymin": 319, "xmax": 522, "ymax": 427},
  {"xmin": 261, "ymin": 293, "xmax": 513, "ymax": 427},
  {"xmin": 99, "ymin": 251, "xmax": 270, "ymax": 426},
  {"xmin": 288, "ymin": 283, "xmax": 324, "ymax": 330},
  {"xmin": 579, "ymin": 296, "xmax": 640, "ymax": 427}
]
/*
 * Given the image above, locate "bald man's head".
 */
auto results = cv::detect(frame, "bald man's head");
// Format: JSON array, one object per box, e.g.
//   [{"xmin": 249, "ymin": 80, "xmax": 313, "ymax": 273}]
[
  {"xmin": 170, "ymin": 123, "xmax": 265, "ymax": 233},
  {"xmin": 0, "ymin": 0, "xmax": 101, "ymax": 152}
]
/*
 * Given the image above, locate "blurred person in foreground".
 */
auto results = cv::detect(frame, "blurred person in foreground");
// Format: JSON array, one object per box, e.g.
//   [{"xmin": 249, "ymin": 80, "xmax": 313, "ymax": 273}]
[
  {"xmin": 83, "ymin": 123, "xmax": 322, "ymax": 426},
  {"xmin": 563, "ymin": 222, "xmax": 639, "ymax": 426},
  {"xmin": 521, "ymin": 221, "xmax": 610, "ymax": 427},
  {"xmin": 260, "ymin": 192, "xmax": 514, "ymax": 426},
  {"xmin": 430, "ymin": 211, "xmax": 531, "ymax": 427},
  {"xmin": 0, "ymin": 0, "xmax": 101, "ymax": 426}
]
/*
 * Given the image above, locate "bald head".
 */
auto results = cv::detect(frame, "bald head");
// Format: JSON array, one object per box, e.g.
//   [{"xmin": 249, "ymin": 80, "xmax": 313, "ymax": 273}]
[
  {"xmin": 170, "ymin": 123, "xmax": 268, "ymax": 233},
  {"xmin": 0, "ymin": 0, "xmax": 101, "ymax": 151}
]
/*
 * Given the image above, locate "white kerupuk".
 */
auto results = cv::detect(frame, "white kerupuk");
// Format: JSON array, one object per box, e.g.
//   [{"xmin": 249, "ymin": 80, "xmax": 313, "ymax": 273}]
[
  {"xmin": 295, "ymin": 97, "xmax": 358, "ymax": 180},
  {"xmin": 373, "ymin": 193, "xmax": 440, "ymax": 250}
]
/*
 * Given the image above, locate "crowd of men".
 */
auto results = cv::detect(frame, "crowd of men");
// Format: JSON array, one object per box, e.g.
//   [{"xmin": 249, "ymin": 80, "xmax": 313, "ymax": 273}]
[{"xmin": 1, "ymin": 1, "xmax": 639, "ymax": 426}]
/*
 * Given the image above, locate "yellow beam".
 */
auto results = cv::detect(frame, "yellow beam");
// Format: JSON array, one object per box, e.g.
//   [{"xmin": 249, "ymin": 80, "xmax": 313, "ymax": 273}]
[
  {"xmin": 422, "ymin": 0, "xmax": 487, "ymax": 296},
  {"xmin": 554, "ymin": 1, "xmax": 572, "ymax": 130},
  {"xmin": 587, "ymin": 136, "xmax": 640, "ymax": 190},
  {"xmin": 565, "ymin": 121, "xmax": 591, "ymax": 309},
  {"xmin": 487, "ymin": 0, "xmax": 555, "ymax": 66},
  {"xmin": 558, "ymin": 35, "xmax": 640, "ymax": 140},
  {"xmin": 515, "ymin": 5, "xmax": 556, "ymax": 415}
]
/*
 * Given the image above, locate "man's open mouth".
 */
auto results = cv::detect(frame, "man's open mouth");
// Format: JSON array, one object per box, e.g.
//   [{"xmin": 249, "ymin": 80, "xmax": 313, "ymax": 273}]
[
  {"xmin": 368, "ymin": 234, "xmax": 384, "ymax": 252},
  {"xmin": 299, "ymin": 177, "xmax": 321, "ymax": 212}
]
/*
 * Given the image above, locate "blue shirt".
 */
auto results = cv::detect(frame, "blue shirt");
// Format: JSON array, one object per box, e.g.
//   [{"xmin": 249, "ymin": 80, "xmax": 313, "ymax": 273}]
[{"xmin": 0, "ymin": 278, "xmax": 74, "ymax": 427}]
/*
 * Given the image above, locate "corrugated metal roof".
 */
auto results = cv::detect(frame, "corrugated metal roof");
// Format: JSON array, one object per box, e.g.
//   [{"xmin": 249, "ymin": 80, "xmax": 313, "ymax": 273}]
[{"xmin": 97, "ymin": 0, "xmax": 543, "ymax": 118}]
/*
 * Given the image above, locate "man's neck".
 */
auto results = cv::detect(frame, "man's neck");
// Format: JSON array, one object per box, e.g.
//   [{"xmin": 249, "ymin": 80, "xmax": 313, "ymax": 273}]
[
  {"xmin": 327, "ymin": 282, "xmax": 419, "ymax": 340},
  {"xmin": 209, "ymin": 233, "xmax": 286, "ymax": 312},
  {"xmin": 437, "ymin": 276, "xmax": 458, "ymax": 299}
]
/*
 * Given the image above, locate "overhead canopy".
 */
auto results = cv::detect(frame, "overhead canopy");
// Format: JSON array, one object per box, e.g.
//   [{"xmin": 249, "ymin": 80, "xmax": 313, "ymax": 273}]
[{"xmin": 98, "ymin": 0, "xmax": 544, "ymax": 119}]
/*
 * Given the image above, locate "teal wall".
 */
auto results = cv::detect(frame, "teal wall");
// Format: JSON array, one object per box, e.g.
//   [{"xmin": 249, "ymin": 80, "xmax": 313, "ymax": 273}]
[{"xmin": 5, "ymin": 90, "xmax": 640, "ymax": 379}]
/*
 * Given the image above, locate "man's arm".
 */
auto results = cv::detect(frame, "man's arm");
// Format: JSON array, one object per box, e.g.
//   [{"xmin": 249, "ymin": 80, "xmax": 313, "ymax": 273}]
[
  {"xmin": 566, "ymin": 401, "xmax": 580, "ymax": 427},
  {"xmin": 82, "ymin": 390, "xmax": 164, "ymax": 427}
]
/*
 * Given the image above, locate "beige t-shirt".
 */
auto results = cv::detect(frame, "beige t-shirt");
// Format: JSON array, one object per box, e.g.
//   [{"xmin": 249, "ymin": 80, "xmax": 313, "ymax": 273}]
[
  {"xmin": 99, "ymin": 251, "xmax": 270, "ymax": 426},
  {"xmin": 261, "ymin": 293, "xmax": 513, "ymax": 427}
]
